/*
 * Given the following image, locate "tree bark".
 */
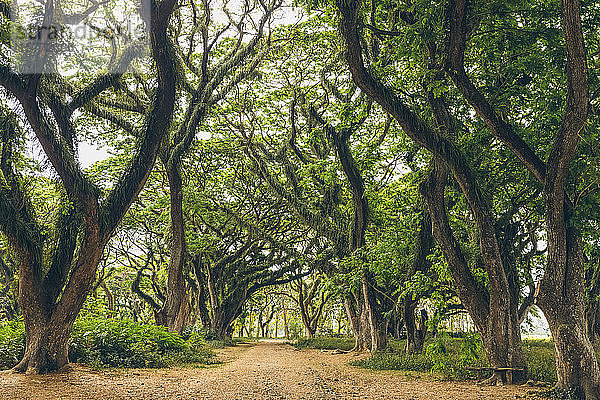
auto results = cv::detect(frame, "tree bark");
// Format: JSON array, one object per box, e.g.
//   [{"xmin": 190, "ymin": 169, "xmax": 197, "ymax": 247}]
[
  {"xmin": 404, "ymin": 298, "xmax": 426, "ymax": 354},
  {"xmin": 362, "ymin": 271, "xmax": 387, "ymax": 352},
  {"xmin": 335, "ymin": 0, "xmax": 527, "ymax": 367},
  {"xmin": 444, "ymin": 0, "xmax": 598, "ymax": 394},
  {"xmin": 421, "ymin": 160, "xmax": 526, "ymax": 383},
  {"xmin": 156, "ymin": 160, "xmax": 188, "ymax": 333},
  {"xmin": 13, "ymin": 318, "xmax": 71, "ymax": 373},
  {"xmin": 538, "ymin": 231, "xmax": 600, "ymax": 399},
  {"xmin": 324, "ymin": 117, "xmax": 386, "ymax": 352},
  {"xmin": 344, "ymin": 293, "xmax": 371, "ymax": 351},
  {"xmin": 0, "ymin": 0, "xmax": 178, "ymax": 373},
  {"xmin": 404, "ymin": 211, "xmax": 434, "ymax": 354}
]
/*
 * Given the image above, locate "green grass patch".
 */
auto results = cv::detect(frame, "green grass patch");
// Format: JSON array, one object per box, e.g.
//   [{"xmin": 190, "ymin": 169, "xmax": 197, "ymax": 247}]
[
  {"xmin": 353, "ymin": 336, "xmax": 487, "ymax": 380},
  {"xmin": 523, "ymin": 339, "xmax": 557, "ymax": 383},
  {"xmin": 0, "ymin": 319, "xmax": 218, "ymax": 370},
  {"xmin": 351, "ymin": 336, "xmax": 560, "ymax": 383}
]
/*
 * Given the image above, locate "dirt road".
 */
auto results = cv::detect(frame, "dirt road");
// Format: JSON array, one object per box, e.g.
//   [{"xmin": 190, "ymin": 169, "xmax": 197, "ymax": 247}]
[{"xmin": 0, "ymin": 341, "xmax": 537, "ymax": 399}]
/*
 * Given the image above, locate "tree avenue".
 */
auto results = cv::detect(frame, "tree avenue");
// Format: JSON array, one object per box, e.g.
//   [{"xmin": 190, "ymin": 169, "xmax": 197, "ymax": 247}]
[{"xmin": 0, "ymin": 0, "xmax": 600, "ymax": 399}]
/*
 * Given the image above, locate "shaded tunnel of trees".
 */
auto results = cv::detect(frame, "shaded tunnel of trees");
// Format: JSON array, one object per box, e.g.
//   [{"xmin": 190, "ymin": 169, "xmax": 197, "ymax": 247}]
[{"xmin": 1, "ymin": 0, "xmax": 600, "ymax": 398}]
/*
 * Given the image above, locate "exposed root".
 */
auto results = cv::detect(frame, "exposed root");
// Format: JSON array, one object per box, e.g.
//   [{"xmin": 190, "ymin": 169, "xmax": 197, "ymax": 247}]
[
  {"xmin": 0, "ymin": 369, "xmax": 20, "ymax": 375},
  {"xmin": 10, "ymin": 357, "xmax": 28, "ymax": 373},
  {"xmin": 478, "ymin": 372, "xmax": 504, "ymax": 386},
  {"xmin": 331, "ymin": 348, "xmax": 350, "ymax": 354}
]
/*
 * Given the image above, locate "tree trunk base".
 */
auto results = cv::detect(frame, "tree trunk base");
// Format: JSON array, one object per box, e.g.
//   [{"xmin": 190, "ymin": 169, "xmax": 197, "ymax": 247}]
[
  {"xmin": 10, "ymin": 322, "xmax": 71, "ymax": 374},
  {"xmin": 478, "ymin": 372, "xmax": 505, "ymax": 386}
]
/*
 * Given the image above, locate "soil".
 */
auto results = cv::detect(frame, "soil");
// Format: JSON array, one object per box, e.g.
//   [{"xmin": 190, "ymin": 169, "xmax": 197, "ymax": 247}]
[{"xmin": 0, "ymin": 340, "xmax": 540, "ymax": 399}]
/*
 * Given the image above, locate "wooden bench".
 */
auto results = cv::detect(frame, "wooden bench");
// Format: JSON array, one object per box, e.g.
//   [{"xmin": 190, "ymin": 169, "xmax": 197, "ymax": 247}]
[{"xmin": 465, "ymin": 366, "xmax": 525, "ymax": 384}]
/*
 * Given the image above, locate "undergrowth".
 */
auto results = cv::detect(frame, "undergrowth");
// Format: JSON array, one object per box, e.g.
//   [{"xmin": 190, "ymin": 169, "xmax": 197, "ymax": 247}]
[
  {"xmin": 301, "ymin": 334, "xmax": 560, "ymax": 383},
  {"xmin": 0, "ymin": 319, "xmax": 218, "ymax": 370}
]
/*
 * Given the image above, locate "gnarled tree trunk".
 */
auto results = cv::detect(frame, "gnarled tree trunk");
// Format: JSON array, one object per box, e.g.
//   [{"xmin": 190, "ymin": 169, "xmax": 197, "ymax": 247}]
[
  {"xmin": 155, "ymin": 160, "xmax": 188, "ymax": 333},
  {"xmin": 404, "ymin": 211, "xmax": 434, "ymax": 354},
  {"xmin": 344, "ymin": 293, "xmax": 371, "ymax": 351},
  {"xmin": 422, "ymin": 161, "xmax": 527, "ymax": 384}
]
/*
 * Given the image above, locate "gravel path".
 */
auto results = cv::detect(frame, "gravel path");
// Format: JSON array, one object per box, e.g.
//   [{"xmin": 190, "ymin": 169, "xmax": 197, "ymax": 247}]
[{"xmin": 0, "ymin": 341, "xmax": 538, "ymax": 399}]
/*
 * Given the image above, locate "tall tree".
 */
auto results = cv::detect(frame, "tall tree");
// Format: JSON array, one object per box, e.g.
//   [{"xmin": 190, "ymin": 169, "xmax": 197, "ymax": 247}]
[
  {"xmin": 153, "ymin": 0, "xmax": 281, "ymax": 332},
  {"xmin": 445, "ymin": 0, "xmax": 600, "ymax": 395},
  {"xmin": 0, "ymin": 0, "xmax": 178, "ymax": 373},
  {"xmin": 334, "ymin": 0, "xmax": 528, "ymax": 382}
]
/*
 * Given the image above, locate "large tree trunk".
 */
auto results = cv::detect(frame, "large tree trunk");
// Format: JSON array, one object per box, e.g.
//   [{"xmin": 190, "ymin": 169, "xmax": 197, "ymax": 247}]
[
  {"xmin": 344, "ymin": 293, "xmax": 371, "ymax": 351},
  {"xmin": 14, "ymin": 241, "xmax": 105, "ymax": 373},
  {"xmin": 443, "ymin": 0, "xmax": 597, "ymax": 393},
  {"xmin": 422, "ymin": 161, "xmax": 527, "ymax": 384},
  {"xmin": 586, "ymin": 300, "xmax": 600, "ymax": 345},
  {"xmin": 15, "ymin": 318, "xmax": 71, "ymax": 373},
  {"xmin": 404, "ymin": 211, "xmax": 434, "ymax": 354},
  {"xmin": 404, "ymin": 298, "xmax": 426, "ymax": 354},
  {"xmin": 156, "ymin": 161, "xmax": 188, "ymax": 333},
  {"xmin": 192, "ymin": 256, "xmax": 211, "ymax": 328},
  {"xmin": 536, "ymin": 0, "xmax": 600, "ymax": 396},
  {"xmin": 362, "ymin": 271, "xmax": 387, "ymax": 352},
  {"xmin": 538, "ymin": 226, "xmax": 600, "ymax": 398},
  {"xmin": 327, "ymin": 125, "xmax": 387, "ymax": 352}
]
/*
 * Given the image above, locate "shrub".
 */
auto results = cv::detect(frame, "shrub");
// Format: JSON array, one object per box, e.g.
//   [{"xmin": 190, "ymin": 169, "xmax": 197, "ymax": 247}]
[
  {"xmin": 180, "ymin": 325, "xmax": 234, "ymax": 348},
  {"xmin": 0, "ymin": 319, "xmax": 217, "ymax": 370},
  {"xmin": 294, "ymin": 337, "xmax": 355, "ymax": 351},
  {"xmin": 69, "ymin": 319, "xmax": 191, "ymax": 368},
  {"xmin": 0, "ymin": 320, "xmax": 25, "ymax": 370}
]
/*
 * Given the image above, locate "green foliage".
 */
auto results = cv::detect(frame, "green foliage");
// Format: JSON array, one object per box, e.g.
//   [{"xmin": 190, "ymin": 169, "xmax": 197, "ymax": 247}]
[
  {"xmin": 69, "ymin": 319, "xmax": 190, "ymax": 368},
  {"xmin": 294, "ymin": 336, "xmax": 354, "ymax": 351},
  {"xmin": 0, "ymin": 320, "xmax": 24, "ymax": 370},
  {"xmin": 181, "ymin": 326, "xmax": 235, "ymax": 349},
  {"xmin": 523, "ymin": 339, "xmax": 558, "ymax": 383},
  {"xmin": 0, "ymin": 319, "xmax": 217, "ymax": 370},
  {"xmin": 354, "ymin": 336, "xmax": 560, "ymax": 383}
]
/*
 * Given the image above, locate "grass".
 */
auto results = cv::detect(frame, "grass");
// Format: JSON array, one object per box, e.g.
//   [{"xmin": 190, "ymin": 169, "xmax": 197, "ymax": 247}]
[
  {"xmin": 298, "ymin": 334, "xmax": 561, "ymax": 383},
  {"xmin": 294, "ymin": 336, "xmax": 355, "ymax": 351},
  {"xmin": 523, "ymin": 339, "xmax": 557, "ymax": 383}
]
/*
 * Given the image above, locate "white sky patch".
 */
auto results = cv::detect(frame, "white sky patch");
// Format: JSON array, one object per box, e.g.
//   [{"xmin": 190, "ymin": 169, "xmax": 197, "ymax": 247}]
[{"xmin": 78, "ymin": 140, "xmax": 109, "ymax": 168}]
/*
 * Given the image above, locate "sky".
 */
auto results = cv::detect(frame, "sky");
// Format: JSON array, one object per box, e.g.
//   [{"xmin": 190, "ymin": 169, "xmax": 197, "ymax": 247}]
[{"xmin": 79, "ymin": 141, "xmax": 109, "ymax": 168}]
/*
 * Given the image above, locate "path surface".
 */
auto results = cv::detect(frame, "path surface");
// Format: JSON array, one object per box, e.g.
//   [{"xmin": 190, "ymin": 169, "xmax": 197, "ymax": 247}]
[{"xmin": 0, "ymin": 341, "xmax": 538, "ymax": 399}]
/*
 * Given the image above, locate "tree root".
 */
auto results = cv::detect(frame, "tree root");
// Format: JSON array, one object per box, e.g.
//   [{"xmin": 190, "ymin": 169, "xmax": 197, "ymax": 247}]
[
  {"xmin": 478, "ymin": 371, "xmax": 504, "ymax": 386},
  {"xmin": 331, "ymin": 348, "xmax": 350, "ymax": 354}
]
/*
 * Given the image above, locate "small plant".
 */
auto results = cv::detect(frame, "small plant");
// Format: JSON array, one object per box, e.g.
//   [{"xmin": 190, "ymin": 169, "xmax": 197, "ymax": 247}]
[
  {"xmin": 180, "ymin": 325, "xmax": 234, "ymax": 348},
  {"xmin": 537, "ymin": 388, "xmax": 582, "ymax": 400},
  {"xmin": 0, "ymin": 320, "xmax": 25, "ymax": 370}
]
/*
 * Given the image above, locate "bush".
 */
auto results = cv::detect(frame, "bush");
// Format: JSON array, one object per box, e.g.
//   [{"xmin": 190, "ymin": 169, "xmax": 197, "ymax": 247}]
[
  {"xmin": 0, "ymin": 320, "xmax": 25, "ymax": 370},
  {"xmin": 71, "ymin": 319, "xmax": 220, "ymax": 368},
  {"xmin": 70, "ymin": 319, "xmax": 189, "ymax": 368},
  {"xmin": 294, "ymin": 336, "xmax": 355, "ymax": 351},
  {"xmin": 0, "ymin": 319, "xmax": 217, "ymax": 370},
  {"xmin": 180, "ymin": 325, "xmax": 235, "ymax": 348}
]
